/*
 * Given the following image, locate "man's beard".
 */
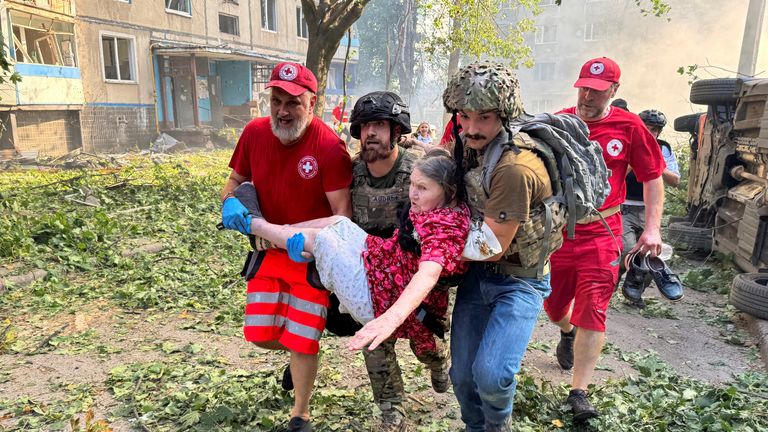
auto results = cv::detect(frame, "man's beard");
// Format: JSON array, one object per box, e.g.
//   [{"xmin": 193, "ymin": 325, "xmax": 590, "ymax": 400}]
[
  {"xmin": 271, "ymin": 113, "xmax": 311, "ymax": 143},
  {"xmin": 360, "ymin": 138, "xmax": 393, "ymax": 163}
]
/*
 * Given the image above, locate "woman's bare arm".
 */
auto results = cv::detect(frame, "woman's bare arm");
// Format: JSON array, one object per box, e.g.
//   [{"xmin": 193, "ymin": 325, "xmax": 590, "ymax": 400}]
[{"xmin": 347, "ymin": 261, "xmax": 443, "ymax": 351}]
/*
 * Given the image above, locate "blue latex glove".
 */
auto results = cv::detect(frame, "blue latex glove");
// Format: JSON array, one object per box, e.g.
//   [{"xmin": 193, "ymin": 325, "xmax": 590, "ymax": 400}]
[
  {"xmin": 287, "ymin": 233, "xmax": 313, "ymax": 263},
  {"xmin": 221, "ymin": 197, "xmax": 252, "ymax": 234}
]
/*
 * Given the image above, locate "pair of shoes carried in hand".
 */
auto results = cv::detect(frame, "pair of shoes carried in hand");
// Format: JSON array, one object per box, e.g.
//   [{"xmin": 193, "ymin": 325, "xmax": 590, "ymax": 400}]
[{"xmin": 622, "ymin": 252, "xmax": 683, "ymax": 302}]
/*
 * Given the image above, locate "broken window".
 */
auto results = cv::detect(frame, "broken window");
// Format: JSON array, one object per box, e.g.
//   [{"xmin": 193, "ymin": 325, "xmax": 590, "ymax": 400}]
[
  {"xmin": 219, "ymin": 13, "xmax": 239, "ymax": 35},
  {"xmin": 166, "ymin": 0, "xmax": 191, "ymax": 15},
  {"xmin": 10, "ymin": 11, "xmax": 77, "ymax": 66},
  {"xmin": 101, "ymin": 34, "xmax": 135, "ymax": 82}
]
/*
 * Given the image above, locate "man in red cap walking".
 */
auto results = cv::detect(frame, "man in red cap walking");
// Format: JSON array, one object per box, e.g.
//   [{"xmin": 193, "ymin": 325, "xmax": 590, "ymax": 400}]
[
  {"xmin": 220, "ymin": 62, "xmax": 352, "ymax": 431},
  {"xmin": 545, "ymin": 57, "xmax": 665, "ymax": 421}
]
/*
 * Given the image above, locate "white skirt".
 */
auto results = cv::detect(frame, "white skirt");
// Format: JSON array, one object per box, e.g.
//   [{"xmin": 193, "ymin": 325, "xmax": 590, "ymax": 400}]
[{"xmin": 314, "ymin": 217, "xmax": 375, "ymax": 324}]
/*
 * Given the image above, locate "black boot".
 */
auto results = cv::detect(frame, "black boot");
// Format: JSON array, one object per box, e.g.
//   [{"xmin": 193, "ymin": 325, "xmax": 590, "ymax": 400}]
[
  {"xmin": 566, "ymin": 389, "xmax": 599, "ymax": 421},
  {"xmin": 622, "ymin": 252, "xmax": 649, "ymax": 302},
  {"xmin": 280, "ymin": 363, "xmax": 293, "ymax": 391},
  {"xmin": 556, "ymin": 327, "xmax": 576, "ymax": 370}
]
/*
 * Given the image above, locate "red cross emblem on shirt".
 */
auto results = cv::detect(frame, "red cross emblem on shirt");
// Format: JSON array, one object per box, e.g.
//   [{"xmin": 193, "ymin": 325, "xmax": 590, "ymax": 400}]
[
  {"xmin": 297, "ymin": 156, "xmax": 318, "ymax": 179},
  {"xmin": 606, "ymin": 139, "xmax": 623, "ymax": 157}
]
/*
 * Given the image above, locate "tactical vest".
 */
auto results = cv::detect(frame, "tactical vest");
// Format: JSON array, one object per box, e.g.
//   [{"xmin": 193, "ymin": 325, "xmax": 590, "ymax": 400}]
[
  {"xmin": 351, "ymin": 148, "xmax": 420, "ymax": 238},
  {"xmin": 465, "ymin": 133, "xmax": 567, "ymax": 278}
]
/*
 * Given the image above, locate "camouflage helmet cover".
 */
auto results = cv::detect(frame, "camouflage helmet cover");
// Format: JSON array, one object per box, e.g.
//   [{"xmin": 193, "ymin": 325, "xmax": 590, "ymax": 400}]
[{"xmin": 442, "ymin": 62, "xmax": 525, "ymax": 121}]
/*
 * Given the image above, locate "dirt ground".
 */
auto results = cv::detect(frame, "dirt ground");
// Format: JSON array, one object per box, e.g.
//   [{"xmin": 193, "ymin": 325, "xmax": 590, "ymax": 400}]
[{"xmin": 0, "ymin": 255, "xmax": 764, "ymax": 431}]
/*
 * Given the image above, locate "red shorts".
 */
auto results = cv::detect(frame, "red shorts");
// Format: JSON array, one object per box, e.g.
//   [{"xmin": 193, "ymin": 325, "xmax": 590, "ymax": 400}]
[
  {"xmin": 243, "ymin": 249, "xmax": 329, "ymax": 355},
  {"xmin": 544, "ymin": 214, "xmax": 623, "ymax": 332}
]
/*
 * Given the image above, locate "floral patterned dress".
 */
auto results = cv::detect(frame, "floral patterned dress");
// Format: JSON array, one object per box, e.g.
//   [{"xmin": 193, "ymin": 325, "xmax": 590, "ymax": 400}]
[{"xmin": 363, "ymin": 203, "xmax": 471, "ymax": 355}]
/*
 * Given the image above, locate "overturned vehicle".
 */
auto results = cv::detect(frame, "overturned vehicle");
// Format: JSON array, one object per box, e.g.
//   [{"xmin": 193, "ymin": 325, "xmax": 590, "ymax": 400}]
[{"xmin": 672, "ymin": 77, "xmax": 768, "ymax": 319}]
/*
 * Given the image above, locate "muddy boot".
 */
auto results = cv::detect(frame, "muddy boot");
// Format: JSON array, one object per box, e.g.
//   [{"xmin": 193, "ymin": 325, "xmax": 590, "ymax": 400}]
[
  {"xmin": 378, "ymin": 402, "xmax": 410, "ymax": 432},
  {"xmin": 233, "ymin": 181, "xmax": 263, "ymax": 218},
  {"xmin": 429, "ymin": 363, "xmax": 451, "ymax": 393},
  {"xmin": 566, "ymin": 389, "xmax": 599, "ymax": 421},
  {"xmin": 556, "ymin": 327, "xmax": 576, "ymax": 370}
]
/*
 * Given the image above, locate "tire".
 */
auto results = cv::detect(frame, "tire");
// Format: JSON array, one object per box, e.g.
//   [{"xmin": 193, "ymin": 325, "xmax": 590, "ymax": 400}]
[
  {"xmin": 690, "ymin": 78, "xmax": 738, "ymax": 105},
  {"xmin": 730, "ymin": 273, "xmax": 768, "ymax": 319},
  {"xmin": 673, "ymin": 113, "xmax": 703, "ymax": 133},
  {"xmin": 667, "ymin": 221, "xmax": 713, "ymax": 251},
  {"xmin": 667, "ymin": 215, "xmax": 689, "ymax": 224}
]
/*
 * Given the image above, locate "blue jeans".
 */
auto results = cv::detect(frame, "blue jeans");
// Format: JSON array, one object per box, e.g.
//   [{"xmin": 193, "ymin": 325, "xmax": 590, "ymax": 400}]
[{"xmin": 450, "ymin": 263, "xmax": 551, "ymax": 431}]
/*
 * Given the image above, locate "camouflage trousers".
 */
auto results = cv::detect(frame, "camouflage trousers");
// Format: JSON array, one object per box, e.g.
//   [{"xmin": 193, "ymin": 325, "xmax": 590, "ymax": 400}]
[{"xmin": 363, "ymin": 336, "xmax": 449, "ymax": 410}]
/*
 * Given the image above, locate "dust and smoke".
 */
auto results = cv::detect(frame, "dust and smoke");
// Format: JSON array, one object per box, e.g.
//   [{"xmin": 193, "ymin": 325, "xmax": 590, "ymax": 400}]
[{"xmin": 353, "ymin": 0, "xmax": 766, "ymax": 142}]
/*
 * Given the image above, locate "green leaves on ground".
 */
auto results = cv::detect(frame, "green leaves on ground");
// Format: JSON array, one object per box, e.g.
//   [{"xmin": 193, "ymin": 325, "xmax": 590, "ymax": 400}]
[{"xmin": 511, "ymin": 352, "xmax": 768, "ymax": 431}]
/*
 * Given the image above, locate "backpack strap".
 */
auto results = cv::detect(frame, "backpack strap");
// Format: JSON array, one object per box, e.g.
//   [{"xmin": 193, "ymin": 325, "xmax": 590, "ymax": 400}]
[
  {"xmin": 536, "ymin": 196, "xmax": 555, "ymax": 279},
  {"xmin": 481, "ymin": 127, "xmax": 522, "ymax": 196},
  {"xmin": 558, "ymin": 153, "xmax": 578, "ymax": 239}
]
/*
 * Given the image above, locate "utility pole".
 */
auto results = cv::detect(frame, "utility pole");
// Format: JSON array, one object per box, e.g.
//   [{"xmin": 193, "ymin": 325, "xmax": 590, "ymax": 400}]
[{"xmin": 737, "ymin": 0, "xmax": 766, "ymax": 78}]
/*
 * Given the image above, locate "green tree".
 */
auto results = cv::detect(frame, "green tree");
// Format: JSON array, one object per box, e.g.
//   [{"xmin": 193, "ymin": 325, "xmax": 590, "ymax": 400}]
[
  {"xmin": 302, "ymin": 0, "xmax": 372, "ymax": 116},
  {"xmin": 357, "ymin": 0, "xmax": 421, "ymax": 100},
  {"xmin": 0, "ymin": 35, "xmax": 22, "ymax": 91}
]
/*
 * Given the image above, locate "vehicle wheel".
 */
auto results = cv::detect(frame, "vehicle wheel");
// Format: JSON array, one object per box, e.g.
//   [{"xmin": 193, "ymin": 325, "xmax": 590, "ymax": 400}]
[
  {"xmin": 673, "ymin": 113, "xmax": 703, "ymax": 133},
  {"xmin": 730, "ymin": 273, "xmax": 768, "ymax": 320},
  {"xmin": 690, "ymin": 78, "xmax": 738, "ymax": 105},
  {"xmin": 667, "ymin": 215, "xmax": 688, "ymax": 224},
  {"xmin": 667, "ymin": 221, "xmax": 712, "ymax": 251}
]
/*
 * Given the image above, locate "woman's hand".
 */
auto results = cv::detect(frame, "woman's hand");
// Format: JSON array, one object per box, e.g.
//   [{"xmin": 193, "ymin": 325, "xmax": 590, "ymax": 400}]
[{"xmin": 347, "ymin": 313, "xmax": 403, "ymax": 351}]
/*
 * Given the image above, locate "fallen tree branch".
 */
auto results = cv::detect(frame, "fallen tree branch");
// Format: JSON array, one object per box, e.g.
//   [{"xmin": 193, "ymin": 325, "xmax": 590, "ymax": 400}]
[
  {"xmin": 31, "ymin": 323, "xmax": 69, "ymax": 354},
  {"xmin": 112, "ymin": 205, "xmax": 155, "ymax": 215}
]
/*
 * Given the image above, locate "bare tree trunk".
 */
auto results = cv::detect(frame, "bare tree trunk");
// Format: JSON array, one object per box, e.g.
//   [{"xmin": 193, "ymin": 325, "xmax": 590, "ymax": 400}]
[
  {"xmin": 444, "ymin": 0, "xmax": 463, "ymax": 125},
  {"xmin": 385, "ymin": 32, "xmax": 392, "ymax": 91},
  {"xmin": 341, "ymin": 28, "xmax": 352, "ymax": 116},
  {"xmin": 395, "ymin": 0, "xmax": 417, "ymax": 103}
]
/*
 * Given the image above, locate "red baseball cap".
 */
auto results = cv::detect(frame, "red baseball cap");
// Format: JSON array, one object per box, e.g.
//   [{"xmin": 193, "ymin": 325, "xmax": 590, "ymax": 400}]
[
  {"xmin": 266, "ymin": 62, "xmax": 318, "ymax": 96},
  {"xmin": 574, "ymin": 57, "xmax": 621, "ymax": 91}
]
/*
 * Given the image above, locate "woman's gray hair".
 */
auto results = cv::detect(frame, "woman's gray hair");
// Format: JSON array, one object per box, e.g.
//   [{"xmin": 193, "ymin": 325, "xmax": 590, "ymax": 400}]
[{"xmin": 413, "ymin": 148, "xmax": 458, "ymax": 203}]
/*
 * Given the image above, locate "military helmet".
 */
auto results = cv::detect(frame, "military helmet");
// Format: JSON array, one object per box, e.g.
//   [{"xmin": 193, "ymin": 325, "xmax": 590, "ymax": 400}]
[
  {"xmin": 349, "ymin": 91, "xmax": 411, "ymax": 139},
  {"xmin": 442, "ymin": 62, "xmax": 525, "ymax": 121},
  {"xmin": 639, "ymin": 109, "xmax": 667, "ymax": 128}
]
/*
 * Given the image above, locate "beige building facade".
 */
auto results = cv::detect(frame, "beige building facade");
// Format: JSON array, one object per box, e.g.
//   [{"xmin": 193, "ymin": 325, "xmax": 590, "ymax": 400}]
[{"xmin": 1, "ymin": 0, "xmax": 358, "ymax": 156}]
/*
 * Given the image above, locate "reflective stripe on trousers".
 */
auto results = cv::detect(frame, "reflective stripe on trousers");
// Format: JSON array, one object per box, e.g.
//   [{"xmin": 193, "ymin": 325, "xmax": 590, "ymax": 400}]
[{"xmin": 244, "ymin": 314, "xmax": 323, "ymax": 341}]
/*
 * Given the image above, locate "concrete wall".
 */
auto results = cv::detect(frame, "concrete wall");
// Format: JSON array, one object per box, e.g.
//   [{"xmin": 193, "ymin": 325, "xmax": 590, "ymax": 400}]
[
  {"xmin": 15, "ymin": 110, "xmax": 82, "ymax": 157},
  {"xmin": 75, "ymin": 0, "xmax": 308, "ymax": 60},
  {"xmin": 80, "ymin": 104, "xmax": 156, "ymax": 153},
  {"xmin": 13, "ymin": 64, "xmax": 84, "ymax": 105}
]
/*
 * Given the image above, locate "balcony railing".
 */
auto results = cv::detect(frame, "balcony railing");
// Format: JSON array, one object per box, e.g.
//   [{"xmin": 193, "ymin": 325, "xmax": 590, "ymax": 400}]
[{"xmin": 13, "ymin": 0, "xmax": 74, "ymax": 15}]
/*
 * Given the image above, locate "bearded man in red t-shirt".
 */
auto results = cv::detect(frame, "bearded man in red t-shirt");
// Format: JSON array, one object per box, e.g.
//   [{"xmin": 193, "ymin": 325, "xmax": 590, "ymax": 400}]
[
  {"xmin": 545, "ymin": 57, "xmax": 665, "ymax": 421},
  {"xmin": 219, "ymin": 62, "xmax": 352, "ymax": 432}
]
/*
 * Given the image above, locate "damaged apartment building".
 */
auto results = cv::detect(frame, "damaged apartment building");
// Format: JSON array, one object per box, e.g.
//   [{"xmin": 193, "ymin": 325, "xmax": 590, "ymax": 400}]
[{"xmin": 0, "ymin": 0, "xmax": 358, "ymax": 157}]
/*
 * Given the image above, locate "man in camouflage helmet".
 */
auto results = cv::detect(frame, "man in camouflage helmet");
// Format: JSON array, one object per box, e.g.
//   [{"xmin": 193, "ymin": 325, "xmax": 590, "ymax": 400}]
[
  {"xmin": 348, "ymin": 91, "xmax": 447, "ymax": 431},
  {"xmin": 442, "ymin": 62, "xmax": 561, "ymax": 431}
]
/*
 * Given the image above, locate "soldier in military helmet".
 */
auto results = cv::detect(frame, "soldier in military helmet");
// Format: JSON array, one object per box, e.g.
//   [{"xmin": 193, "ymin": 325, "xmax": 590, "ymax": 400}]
[
  {"xmin": 442, "ymin": 62, "xmax": 560, "ymax": 431},
  {"xmin": 349, "ymin": 91, "xmax": 450, "ymax": 432}
]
